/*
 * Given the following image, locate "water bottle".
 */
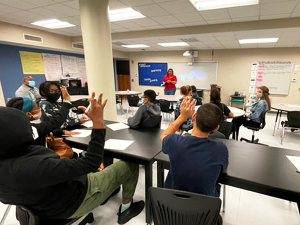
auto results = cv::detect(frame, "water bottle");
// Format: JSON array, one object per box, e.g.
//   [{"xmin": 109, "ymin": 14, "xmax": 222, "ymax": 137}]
[{"xmin": 242, "ymin": 90, "xmax": 246, "ymax": 96}]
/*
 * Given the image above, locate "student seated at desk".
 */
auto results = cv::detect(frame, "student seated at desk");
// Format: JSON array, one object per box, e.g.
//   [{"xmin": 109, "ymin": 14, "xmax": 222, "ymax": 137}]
[
  {"xmin": 160, "ymin": 101, "xmax": 228, "ymax": 223},
  {"xmin": 191, "ymin": 85, "xmax": 199, "ymax": 99},
  {"xmin": 175, "ymin": 85, "xmax": 194, "ymax": 130},
  {"xmin": 210, "ymin": 89, "xmax": 234, "ymax": 118},
  {"xmin": 0, "ymin": 92, "xmax": 144, "ymax": 224},
  {"xmin": 39, "ymin": 81, "xmax": 88, "ymax": 131},
  {"xmin": 6, "ymin": 86, "xmax": 79, "ymax": 147},
  {"xmin": 127, "ymin": 89, "xmax": 161, "ymax": 128},
  {"xmin": 232, "ymin": 86, "xmax": 271, "ymax": 140},
  {"xmin": 160, "ymin": 101, "xmax": 229, "ymax": 196}
]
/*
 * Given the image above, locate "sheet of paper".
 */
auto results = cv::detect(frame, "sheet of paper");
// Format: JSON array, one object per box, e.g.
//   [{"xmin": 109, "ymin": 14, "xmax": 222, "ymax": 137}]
[
  {"xmin": 104, "ymin": 139, "xmax": 134, "ymax": 151},
  {"xmin": 288, "ymin": 105, "xmax": 300, "ymax": 108},
  {"xmin": 249, "ymin": 86, "xmax": 255, "ymax": 94},
  {"xmin": 294, "ymin": 65, "xmax": 300, "ymax": 71},
  {"xmin": 106, "ymin": 123, "xmax": 129, "ymax": 131},
  {"xmin": 82, "ymin": 120, "xmax": 93, "ymax": 128},
  {"xmin": 286, "ymin": 156, "xmax": 300, "ymax": 171},
  {"xmin": 249, "ymin": 78, "xmax": 256, "ymax": 86},
  {"xmin": 250, "ymin": 71, "xmax": 257, "ymax": 78},
  {"xmin": 70, "ymin": 129, "xmax": 92, "ymax": 137},
  {"xmin": 251, "ymin": 63, "xmax": 258, "ymax": 71}
]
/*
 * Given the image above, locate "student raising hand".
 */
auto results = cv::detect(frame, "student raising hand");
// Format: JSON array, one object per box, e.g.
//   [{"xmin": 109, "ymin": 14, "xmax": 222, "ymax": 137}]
[
  {"xmin": 60, "ymin": 85, "xmax": 71, "ymax": 102},
  {"xmin": 179, "ymin": 97, "xmax": 195, "ymax": 120}
]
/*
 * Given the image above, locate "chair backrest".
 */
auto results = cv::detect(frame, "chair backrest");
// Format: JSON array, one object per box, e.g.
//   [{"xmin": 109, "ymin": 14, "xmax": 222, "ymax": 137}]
[
  {"xmin": 149, "ymin": 187, "xmax": 221, "ymax": 225},
  {"xmin": 140, "ymin": 115, "xmax": 162, "ymax": 128},
  {"xmin": 195, "ymin": 97, "xmax": 202, "ymax": 106},
  {"xmin": 127, "ymin": 95, "xmax": 139, "ymax": 106},
  {"xmin": 159, "ymin": 99, "xmax": 171, "ymax": 113},
  {"xmin": 196, "ymin": 90, "xmax": 203, "ymax": 98},
  {"xmin": 217, "ymin": 121, "xmax": 232, "ymax": 139},
  {"xmin": 209, "ymin": 130, "xmax": 225, "ymax": 139},
  {"xmin": 79, "ymin": 86, "xmax": 89, "ymax": 95},
  {"xmin": 67, "ymin": 86, "xmax": 80, "ymax": 95},
  {"xmin": 259, "ymin": 110, "xmax": 268, "ymax": 129},
  {"xmin": 287, "ymin": 111, "xmax": 300, "ymax": 128}
]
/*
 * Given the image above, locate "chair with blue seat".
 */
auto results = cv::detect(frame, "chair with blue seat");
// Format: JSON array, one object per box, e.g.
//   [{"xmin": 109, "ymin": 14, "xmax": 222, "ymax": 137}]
[{"xmin": 16, "ymin": 205, "xmax": 94, "ymax": 225}]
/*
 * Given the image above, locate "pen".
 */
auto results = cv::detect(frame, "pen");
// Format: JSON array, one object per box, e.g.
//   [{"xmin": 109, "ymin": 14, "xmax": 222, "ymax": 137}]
[{"xmin": 84, "ymin": 97, "xmax": 96, "ymax": 114}]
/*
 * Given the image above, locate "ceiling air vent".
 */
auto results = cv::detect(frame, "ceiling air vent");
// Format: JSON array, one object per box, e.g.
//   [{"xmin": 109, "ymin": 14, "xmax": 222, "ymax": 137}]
[
  {"xmin": 23, "ymin": 34, "xmax": 43, "ymax": 43},
  {"xmin": 180, "ymin": 38, "xmax": 200, "ymax": 42},
  {"xmin": 72, "ymin": 42, "xmax": 84, "ymax": 49}
]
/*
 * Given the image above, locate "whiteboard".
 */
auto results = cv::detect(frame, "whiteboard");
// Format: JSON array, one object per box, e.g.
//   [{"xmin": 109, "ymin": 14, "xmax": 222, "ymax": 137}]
[
  {"xmin": 255, "ymin": 61, "xmax": 292, "ymax": 95},
  {"xmin": 168, "ymin": 62, "xmax": 218, "ymax": 90}
]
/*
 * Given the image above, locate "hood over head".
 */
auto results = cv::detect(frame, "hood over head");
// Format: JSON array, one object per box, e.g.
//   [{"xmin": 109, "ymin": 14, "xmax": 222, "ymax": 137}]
[{"xmin": 0, "ymin": 107, "xmax": 33, "ymax": 158}]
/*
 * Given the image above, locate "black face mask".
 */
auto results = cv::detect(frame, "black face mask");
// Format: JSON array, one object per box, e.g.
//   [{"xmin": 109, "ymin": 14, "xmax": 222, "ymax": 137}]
[{"xmin": 47, "ymin": 93, "xmax": 61, "ymax": 102}]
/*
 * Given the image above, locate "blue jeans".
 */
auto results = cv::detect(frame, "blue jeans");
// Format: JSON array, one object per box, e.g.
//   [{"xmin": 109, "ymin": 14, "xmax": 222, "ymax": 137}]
[{"xmin": 164, "ymin": 88, "xmax": 176, "ymax": 107}]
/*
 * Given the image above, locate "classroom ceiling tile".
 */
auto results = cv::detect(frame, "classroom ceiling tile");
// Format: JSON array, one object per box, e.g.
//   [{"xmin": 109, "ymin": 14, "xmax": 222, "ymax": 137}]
[
  {"xmin": 0, "ymin": 3, "xmax": 20, "ymax": 13},
  {"xmin": 257, "ymin": 33, "xmax": 282, "ymax": 38},
  {"xmin": 276, "ymin": 41, "xmax": 298, "ymax": 47},
  {"xmin": 8, "ymin": 11, "xmax": 46, "ymax": 21},
  {"xmin": 219, "ymin": 40, "xmax": 239, "ymax": 45},
  {"xmin": 231, "ymin": 16, "xmax": 259, "ymax": 22},
  {"xmin": 28, "ymin": 7, "xmax": 67, "ymax": 19},
  {"xmin": 173, "ymin": 12, "xmax": 204, "ymax": 23},
  {"xmin": 257, "ymin": 43, "xmax": 277, "ymax": 48},
  {"xmin": 159, "ymin": 0, "xmax": 196, "ymax": 14},
  {"xmin": 215, "ymin": 36, "xmax": 237, "ymax": 41},
  {"xmin": 0, "ymin": 15, "xmax": 21, "ymax": 24},
  {"xmin": 110, "ymin": 23, "xmax": 124, "ymax": 30},
  {"xmin": 291, "ymin": 12, "xmax": 300, "ymax": 17},
  {"xmin": 109, "ymin": 1, "xmax": 129, "ymax": 10},
  {"xmin": 260, "ymin": 1, "xmax": 298, "ymax": 15},
  {"xmin": 131, "ymin": 17, "xmax": 160, "ymax": 26},
  {"xmin": 0, "ymin": 13, "xmax": 34, "ymax": 23},
  {"xmin": 260, "ymin": 0, "xmax": 297, "ymax": 3},
  {"xmin": 0, "ymin": 0, "xmax": 37, "ymax": 9},
  {"xmin": 128, "ymin": 27, "xmax": 147, "ymax": 31},
  {"xmin": 240, "ymin": 44, "xmax": 258, "ymax": 48},
  {"xmin": 260, "ymin": 13, "xmax": 291, "ymax": 20},
  {"xmin": 144, "ymin": 25, "xmax": 165, "ymax": 29},
  {"xmin": 200, "ymin": 9, "xmax": 230, "ymax": 20},
  {"xmin": 45, "ymin": 3, "xmax": 80, "ymax": 16},
  {"xmin": 152, "ymin": 0, "xmax": 177, "ymax": 2},
  {"xmin": 293, "ymin": 1, "xmax": 300, "ymax": 12},
  {"xmin": 62, "ymin": 0, "xmax": 79, "ymax": 10},
  {"xmin": 119, "ymin": 0, "xmax": 154, "ymax": 7},
  {"xmin": 152, "ymin": 15, "xmax": 181, "ymax": 25},
  {"xmin": 294, "ymin": 42, "xmax": 300, "ymax": 46},
  {"xmin": 133, "ymin": 4, "xmax": 169, "ymax": 16},
  {"xmin": 53, "ymin": 0, "xmax": 70, "ymax": 2},
  {"xmin": 279, "ymin": 36, "xmax": 300, "ymax": 41},
  {"xmin": 228, "ymin": 5, "xmax": 260, "ymax": 18},
  {"xmin": 113, "ymin": 20, "xmax": 141, "ymax": 28},
  {"xmin": 21, "ymin": 0, "xmax": 56, "ymax": 7}
]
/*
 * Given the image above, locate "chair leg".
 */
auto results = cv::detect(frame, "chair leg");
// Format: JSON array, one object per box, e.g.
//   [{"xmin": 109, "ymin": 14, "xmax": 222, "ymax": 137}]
[
  {"xmin": 0, "ymin": 205, "xmax": 12, "ymax": 225},
  {"xmin": 126, "ymin": 107, "xmax": 130, "ymax": 119},
  {"xmin": 251, "ymin": 131, "xmax": 255, "ymax": 143},
  {"xmin": 281, "ymin": 126, "xmax": 285, "ymax": 144},
  {"xmin": 222, "ymin": 185, "xmax": 226, "ymax": 213}
]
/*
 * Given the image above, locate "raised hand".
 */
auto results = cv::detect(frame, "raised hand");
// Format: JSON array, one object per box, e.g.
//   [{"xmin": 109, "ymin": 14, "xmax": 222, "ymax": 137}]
[
  {"xmin": 61, "ymin": 85, "xmax": 71, "ymax": 101},
  {"xmin": 180, "ymin": 96, "xmax": 195, "ymax": 120}
]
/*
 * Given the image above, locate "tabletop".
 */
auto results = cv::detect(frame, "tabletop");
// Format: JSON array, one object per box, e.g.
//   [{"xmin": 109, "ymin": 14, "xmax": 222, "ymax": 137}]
[
  {"xmin": 272, "ymin": 103, "xmax": 300, "ymax": 112},
  {"xmin": 156, "ymin": 95, "xmax": 182, "ymax": 102},
  {"xmin": 155, "ymin": 138, "xmax": 300, "ymax": 202},
  {"xmin": 115, "ymin": 91, "xmax": 141, "ymax": 95}
]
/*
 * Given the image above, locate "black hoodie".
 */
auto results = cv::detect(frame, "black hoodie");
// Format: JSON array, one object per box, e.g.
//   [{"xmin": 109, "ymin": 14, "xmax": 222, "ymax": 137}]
[{"xmin": 0, "ymin": 107, "xmax": 105, "ymax": 219}]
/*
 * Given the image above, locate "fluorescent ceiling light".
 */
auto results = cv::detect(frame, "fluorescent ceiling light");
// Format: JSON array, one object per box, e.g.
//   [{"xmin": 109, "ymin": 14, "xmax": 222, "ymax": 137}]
[
  {"xmin": 158, "ymin": 42, "xmax": 189, "ymax": 47},
  {"xmin": 31, "ymin": 19, "xmax": 75, "ymax": 29},
  {"xmin": 122, "ymin": 44, "xmax": 150, "ymax": 48},
  {"xmin": 239, "ymin": 38, "xmax": 279, "ymax": 44},
  {"xmin": 190, "ymin": 0, "xmax": 259, "ymax": 11},
  {"xmin": 109, "ymin": 8, "xmax": 145, "ymax": 22}
]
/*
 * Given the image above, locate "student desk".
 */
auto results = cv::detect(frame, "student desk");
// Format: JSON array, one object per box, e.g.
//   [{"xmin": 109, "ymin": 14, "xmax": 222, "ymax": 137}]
[
  {"xmin": 66, "ymin": 121, "xmax": 162, "ymax": 224},
  {"xmin": 156, "ymin": 95, "xmax": 182, "ymax": 102},
  {"xmin": 154, "ymin": 138, "xmax": 300, "ymax": 214},
  {"xmin": 271, "ymin": 103, "xmax": 300, "ymax": 136}
]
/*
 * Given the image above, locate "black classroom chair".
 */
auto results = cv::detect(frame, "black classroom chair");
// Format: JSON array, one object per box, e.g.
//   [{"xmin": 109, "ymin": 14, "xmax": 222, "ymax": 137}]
[
  {"xmin": 149, "ymin": 187, "xmax": 222, "ymax": 225},
  {"xmin": 159, "ymin": 99, "xmax": 174, "ymax": 120},
  {"xmin": 140, "ymin": 115, "xmax": 162, "ymax": 128},
  {"xmin": 281, "ymin": 111, "xmax": 300, "ymax": 144},
  {"xmin": 126, "ymin": 95, "xmax": 140, "ymax": 118},
  {"xmin": 16, "ymin": 205, "xmax": 94, "ymax": 225}
]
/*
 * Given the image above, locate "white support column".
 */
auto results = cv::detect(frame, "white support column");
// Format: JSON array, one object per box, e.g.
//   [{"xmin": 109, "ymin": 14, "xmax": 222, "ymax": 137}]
[{"xmin": 79, "ymin": 0, "xmax": 117, "ymax": 121}]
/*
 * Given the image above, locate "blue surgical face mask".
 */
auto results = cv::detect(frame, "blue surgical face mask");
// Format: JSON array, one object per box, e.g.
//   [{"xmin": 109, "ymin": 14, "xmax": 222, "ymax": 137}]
[{"xmin": 28, "ymin": 81, "xmax": 35, "ymax": 87}]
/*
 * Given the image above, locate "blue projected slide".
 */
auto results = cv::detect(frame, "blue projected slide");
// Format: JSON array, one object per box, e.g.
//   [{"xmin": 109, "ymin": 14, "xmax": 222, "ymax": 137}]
[{"xmin": 138, "ymin": 63, "xmax": 167, "ymax": 86}]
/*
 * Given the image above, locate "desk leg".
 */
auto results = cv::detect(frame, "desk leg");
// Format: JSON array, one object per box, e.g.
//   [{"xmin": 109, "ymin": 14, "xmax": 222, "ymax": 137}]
[
  {"xmin": 157, "ymin": 162, "xmax": 164, "ymax": 188},
  {"xmin": 120, "ymin": 96, "xmax": 124, "ymax": 114},
  {"xmin": 222, "ymin": 185, "xmax": 226, "ymax": 213},
  {"xmin": 277, "ymin": 111, "xmax": 282, "ymax": 129},
  {"xmin": 273, "ymin": 110, "xmax": 280, "ymax": 136},
  {"xmin": 145, "ymin": 162, "xmax": 153, "ymax": 224}
]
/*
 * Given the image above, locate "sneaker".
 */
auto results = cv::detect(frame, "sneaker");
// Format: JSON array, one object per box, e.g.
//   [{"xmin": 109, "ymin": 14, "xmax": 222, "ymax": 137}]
[
  {"xmin": 117, "ymin": 200, "xmax": 144, "ymax": 224},
  {"xmin": 100, "ymin": 186, "xmax": 121, "ymax": 206}
]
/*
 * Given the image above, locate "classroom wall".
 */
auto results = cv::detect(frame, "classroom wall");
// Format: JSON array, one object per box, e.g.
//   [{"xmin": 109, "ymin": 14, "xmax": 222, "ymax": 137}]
[{"xmin": 129, "ymin": 48, "xmax": 300, "ymax": 106}]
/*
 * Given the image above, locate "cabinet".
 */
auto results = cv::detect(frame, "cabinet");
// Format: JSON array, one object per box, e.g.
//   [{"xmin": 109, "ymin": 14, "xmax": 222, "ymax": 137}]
[{"xmin": 230, "ymin": 95, "xmax": 246, "ymax": 110}]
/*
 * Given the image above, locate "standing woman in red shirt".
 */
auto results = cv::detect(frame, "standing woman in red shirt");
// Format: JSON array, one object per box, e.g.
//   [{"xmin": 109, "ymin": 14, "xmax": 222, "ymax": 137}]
[{"xmin": 162, "ymin": 68, "xmax": 177, "ymax": 107}]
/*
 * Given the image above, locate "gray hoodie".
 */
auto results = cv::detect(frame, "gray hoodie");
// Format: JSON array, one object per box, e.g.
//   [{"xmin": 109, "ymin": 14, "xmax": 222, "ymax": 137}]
[{"xmin": 127, "ymin": 104, "xmax": 161, "ymax": 128}]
